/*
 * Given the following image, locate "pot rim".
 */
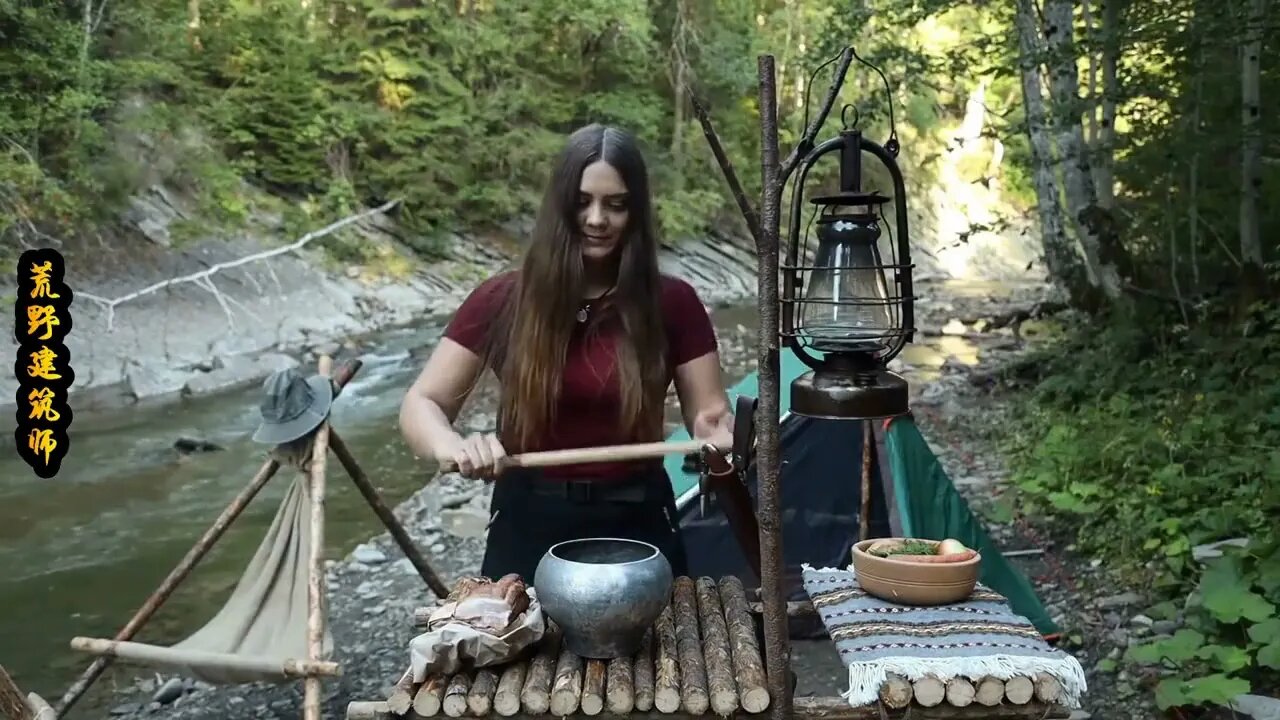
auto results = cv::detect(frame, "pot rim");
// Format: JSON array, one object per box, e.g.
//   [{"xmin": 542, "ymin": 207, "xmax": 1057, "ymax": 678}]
[{"xmin": 546, "ymin": 537, "xmax": 660, "ymax": 567}]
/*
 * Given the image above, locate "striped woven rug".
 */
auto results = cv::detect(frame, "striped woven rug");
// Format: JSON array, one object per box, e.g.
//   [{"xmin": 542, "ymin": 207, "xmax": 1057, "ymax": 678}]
[{"xmin": 800, "ymin": 565, "xmax": 1087, "ymax": 708}]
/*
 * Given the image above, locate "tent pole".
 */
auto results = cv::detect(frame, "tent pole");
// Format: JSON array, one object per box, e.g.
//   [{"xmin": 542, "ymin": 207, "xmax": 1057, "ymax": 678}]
[
  {"xmin": 304, "ymin": 355, "xmax": 334, "ymax": 720},
  {"xmin": 328, "ymin": 430, "xmax": 450, "ymax": 598},
  {"xmin": 52, "ymin": 359, "xmax": 364, "ymax": 718},
  {"xmin": 755, "ymin": 54, "xmax": 791, "ymax": 720},
  {"xmin": 861, "ymin": 421, "xmax": 873, "ymax": 540}
]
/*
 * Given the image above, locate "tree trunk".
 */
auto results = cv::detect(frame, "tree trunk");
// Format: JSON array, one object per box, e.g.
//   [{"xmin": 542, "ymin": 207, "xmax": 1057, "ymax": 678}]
[
  {"xmin": 1094, "ymin": 0, "xmax": 1124, "ymax": 209},
  {"xmin": 1043, "ymin": 0, "xmax": 1124, "ymax": 301},
  {"xmin": 1015, "ymin": 0, "xmax": 1089, "ymax": 305},
  {"xmin": 1239, "ymin": 0, "xmax": 1266, "ymax": 298},
  {"xmin": 670, "ymin": 0, "xmax": 688, "ymax": 183}
]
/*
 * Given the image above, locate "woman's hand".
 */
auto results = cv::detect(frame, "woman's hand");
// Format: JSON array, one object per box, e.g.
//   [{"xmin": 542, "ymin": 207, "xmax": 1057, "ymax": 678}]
[
  {"xmin": 438, "ymin": 431, "xmax": 509, "ymax": 479},
  {"xmin": 693, "ymin": 410, "xmax": 734, "ymax": 454}
]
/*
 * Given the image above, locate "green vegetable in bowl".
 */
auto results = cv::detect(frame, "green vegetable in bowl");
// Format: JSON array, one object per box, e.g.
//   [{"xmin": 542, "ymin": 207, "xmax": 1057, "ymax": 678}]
[{"xmin": 867, "ymin": 539, "xmax": 937, "ymax": 557}]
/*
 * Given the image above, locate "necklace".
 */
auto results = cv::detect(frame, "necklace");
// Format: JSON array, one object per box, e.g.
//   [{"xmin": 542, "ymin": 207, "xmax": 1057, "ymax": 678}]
[{"xmin": 577, "ymin": 285, "xmax": 615, "ymax": 323}]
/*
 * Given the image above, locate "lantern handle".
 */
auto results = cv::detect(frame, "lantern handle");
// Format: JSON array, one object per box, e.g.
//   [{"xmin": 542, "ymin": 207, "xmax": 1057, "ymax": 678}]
[{"xmin": 850, "ymin": 47, "xmax": 899, "ymax": 157}]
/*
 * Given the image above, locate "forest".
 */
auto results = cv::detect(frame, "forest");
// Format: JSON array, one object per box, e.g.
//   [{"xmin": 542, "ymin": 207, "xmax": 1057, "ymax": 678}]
[{"xmin": 2, "ymin": 0, "xmax": 1277, "ymax": 716}]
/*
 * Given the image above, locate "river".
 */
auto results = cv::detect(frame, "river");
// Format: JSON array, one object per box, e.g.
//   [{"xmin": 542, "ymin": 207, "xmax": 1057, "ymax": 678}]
[{"xmin": 0, "ymin": 282, "xmax": 1009, "ymax": 711}]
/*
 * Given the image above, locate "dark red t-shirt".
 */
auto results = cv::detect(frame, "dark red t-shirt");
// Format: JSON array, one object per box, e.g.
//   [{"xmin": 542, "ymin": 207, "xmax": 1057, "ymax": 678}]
[{"xmin": 442, "ymin": 270, "xmax": 718, "ymax": 479}]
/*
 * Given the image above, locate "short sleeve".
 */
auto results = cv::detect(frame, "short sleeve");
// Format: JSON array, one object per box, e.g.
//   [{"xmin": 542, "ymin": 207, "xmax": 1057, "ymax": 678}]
[
  {"xmin": 443, "ymin": 271, "xmax": 517, "ymax": 354},
  {"xmin": 663, "ymin": 276, "xmax": 718, "ymax": 367}
]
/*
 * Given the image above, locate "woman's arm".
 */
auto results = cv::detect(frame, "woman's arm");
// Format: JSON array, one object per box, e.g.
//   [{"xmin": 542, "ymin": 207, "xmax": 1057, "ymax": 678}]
[
  {"xmin": 399, "ymin": 337, "xmax": 507, "ymax": 476},
  {"xmin": 673, "ymin": 350, "xmax": 734, "ymax": 450}
]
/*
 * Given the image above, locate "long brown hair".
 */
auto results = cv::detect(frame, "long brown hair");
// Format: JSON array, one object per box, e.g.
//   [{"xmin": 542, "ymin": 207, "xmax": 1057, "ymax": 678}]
[{"xmin": 483, "ymin": 124, "xmax": 669, "ymax": 453}]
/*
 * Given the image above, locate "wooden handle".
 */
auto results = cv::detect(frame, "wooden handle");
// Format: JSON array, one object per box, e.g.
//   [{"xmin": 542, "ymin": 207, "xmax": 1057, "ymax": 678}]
[{"xmin": 440, "ymin": 439, "xmax": 713, "ymax": 474}]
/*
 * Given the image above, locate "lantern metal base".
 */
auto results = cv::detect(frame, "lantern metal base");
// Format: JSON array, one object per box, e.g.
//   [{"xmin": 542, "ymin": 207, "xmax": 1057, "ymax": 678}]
[{"xmin": 789, "ymin": 353, "xmax": 909, "ymax": 420}]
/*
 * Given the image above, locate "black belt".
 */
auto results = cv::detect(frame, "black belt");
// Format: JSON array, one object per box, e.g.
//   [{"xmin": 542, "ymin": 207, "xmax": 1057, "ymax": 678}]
[{"xmin": 526, "ymin": 476, "xmax": 653, "ymax": 504}]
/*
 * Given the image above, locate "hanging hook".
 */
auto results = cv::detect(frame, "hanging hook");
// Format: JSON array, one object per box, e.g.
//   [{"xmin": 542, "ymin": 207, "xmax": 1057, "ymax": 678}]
[{"xmin": 841, "ymin": 103, "xmax": 860, "ymax": 131}]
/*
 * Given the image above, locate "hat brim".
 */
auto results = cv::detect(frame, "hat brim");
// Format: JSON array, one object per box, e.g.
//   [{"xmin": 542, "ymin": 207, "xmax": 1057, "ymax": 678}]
[{"xmin": 252, "ymin": 375, "xmax": 336, "ymax": 445}]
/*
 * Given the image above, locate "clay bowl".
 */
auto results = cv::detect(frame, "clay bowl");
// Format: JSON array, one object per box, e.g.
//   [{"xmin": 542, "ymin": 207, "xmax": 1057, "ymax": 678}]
[{"xmin": 851, "ymin": 538, "xmax": 981, "ymax": 606}]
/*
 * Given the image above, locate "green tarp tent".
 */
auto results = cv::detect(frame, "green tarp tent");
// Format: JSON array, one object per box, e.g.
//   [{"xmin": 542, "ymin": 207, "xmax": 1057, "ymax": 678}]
[{"xmin": 664, "ymin": 348, "xmax": 1059, "ymax": 638}]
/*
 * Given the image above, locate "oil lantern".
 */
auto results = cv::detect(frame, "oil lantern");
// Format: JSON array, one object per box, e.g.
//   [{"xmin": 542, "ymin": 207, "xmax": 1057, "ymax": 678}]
[{"xmin": 780, "ymin": 107, "xmax": 916, "ymax": 420}]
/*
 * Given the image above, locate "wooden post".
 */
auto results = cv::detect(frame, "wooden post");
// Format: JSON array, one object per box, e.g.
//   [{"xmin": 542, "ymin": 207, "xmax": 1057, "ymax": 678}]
[
  {"xmin": 0, "ymin": 665, "xmax": 33, "ymax": 720},
  {"xmin": 860, "ymin": 420, "xmax": 873, "ymax": 540},
  {"xmin": 304, "ymin": 354, "xmax": 334, "ymax": 720},
  {"xmin": 755, "ymin": 53, "xmax": 790, "ymax": 720}
]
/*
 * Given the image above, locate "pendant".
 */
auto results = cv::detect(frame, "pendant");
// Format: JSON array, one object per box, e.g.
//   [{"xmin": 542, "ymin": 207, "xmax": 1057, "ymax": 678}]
[{"xmin": 576, "ymin": 306, "xmax": 589, "ymax": 323}]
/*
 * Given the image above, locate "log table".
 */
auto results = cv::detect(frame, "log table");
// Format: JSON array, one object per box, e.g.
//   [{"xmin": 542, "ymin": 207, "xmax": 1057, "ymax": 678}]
[{"xmin": 345, "ymin": 576, "xmax": 1071, "ymax": 720}]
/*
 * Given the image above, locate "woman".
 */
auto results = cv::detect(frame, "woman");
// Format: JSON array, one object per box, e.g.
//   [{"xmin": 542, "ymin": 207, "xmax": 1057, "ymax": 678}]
[{"xmin": 398, "ymin": 123, "xmax": 733, "ymax": 582}]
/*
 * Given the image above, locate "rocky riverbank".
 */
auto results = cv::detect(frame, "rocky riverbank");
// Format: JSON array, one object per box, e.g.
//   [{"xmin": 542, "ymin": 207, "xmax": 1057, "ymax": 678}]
[{"xmin": 86, "ymin": 278, "xmax": 1159, "ymax": 720}]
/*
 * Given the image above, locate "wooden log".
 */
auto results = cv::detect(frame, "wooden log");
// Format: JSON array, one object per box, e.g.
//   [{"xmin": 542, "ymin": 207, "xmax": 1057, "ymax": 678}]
[
  {"xmin": 606, "ymin": 651, "xmax": 634, "ymax": 714},
  {"xmin": 1034, "ymin": 673, "xmax": 1063, "ymax": 705},
  {"xmin": 24, "ymin": 693, "xmax": 54, "ymax": 720},
  {"xmin": 495, "ymin": 660, "xmax": 528, "ymax": 717},
  {"xmin": 346, "ymin": 700, "xmax": 392, "ymax": 720},
  {"xmin": 468, "ymin": 668, "xmax": 500, "ymax": 716},
  {"xmin": 580, "ymin": 660, "xmax": 606, "ymax": 715},
  {"xmin": 413, "ymin": 675, "xmax": 447, "ymax": 717},
  {"xmin": 694, "ymin": 577, "xmax": 739, "ymax": 716},
  {"xmin": 672, "ymin": 577, "xmax": 709, "ymax": 715},
  {"xmin": 1004, "ymin": 676, "xmax": 1034, "ymax": 705},
  {"xmin": 549, "ymin": 646, "xmax": 583, "ymax": 717},
  {"xmin": 877, "ymin": 673, "xmax": 912, "ymax": 709},
  {"xmin": 443, "ymin": 672, "xmax": 472, "ymax": 717},
  {"xmin": 653, "ymin": 606, "xmax": 682, "ymax": 713},
  {"xmin": 717, "ymin": 576, "xmax": 769, "ymax": 713},
  {"xmin": 631, "ymin": 629, "xmax": 655, "ymax": 712},
  {"xmin": 520, "ymin": 632, "xmax": 559, "ymax": 715},
  {"xmin": 0, "ymin": 665, "xmax": 33, "ymax": 720},
  {"xmin": 913, "ymin": 677, "xmax": 946, "ymax": 707},
  {"xmin": 386, "ymin": 666, "xmax": 419, "ymax": 715},
  {"xmin": 974, "ymin": 676, "xmax": 1005, "ymax": 707},
  {"xmin": 304, "ymin": 354, "xmax": 334, "ymax": 720},
  {"xmin": 945, "ymin": 678, "xmax": 975, "ymax": 707},
  {"xmin": 342, "ymin": 695, "xmax": 1072, "ymax": 720},
  {"xmin": 68, "ymin": 637, "xmax": 340, "ymax": 678}
]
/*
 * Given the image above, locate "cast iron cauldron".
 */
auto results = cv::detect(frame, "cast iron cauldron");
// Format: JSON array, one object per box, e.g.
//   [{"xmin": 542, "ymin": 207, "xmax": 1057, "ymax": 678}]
[{"xmin": 534, "ymin": 538, "xmax": 673, "ymax": 659}]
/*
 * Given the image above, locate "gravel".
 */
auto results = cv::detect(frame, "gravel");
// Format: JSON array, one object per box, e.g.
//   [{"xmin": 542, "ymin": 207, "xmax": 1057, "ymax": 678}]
[{"xmin": 103, "ymin": 280, "xmax": 1160, "ymax": 719}]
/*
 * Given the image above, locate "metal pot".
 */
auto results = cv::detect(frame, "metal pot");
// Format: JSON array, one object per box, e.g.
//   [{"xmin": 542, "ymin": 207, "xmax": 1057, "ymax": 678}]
[{"xmin": 534, "ymin": 538, "xmax": 673, "ymax": 659}]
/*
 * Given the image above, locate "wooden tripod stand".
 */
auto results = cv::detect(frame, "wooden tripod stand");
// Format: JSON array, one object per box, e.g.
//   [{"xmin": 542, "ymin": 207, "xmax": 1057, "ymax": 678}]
[{"xmin": 56, "ymin": 355, "xmax": 449, "ymax": 720}]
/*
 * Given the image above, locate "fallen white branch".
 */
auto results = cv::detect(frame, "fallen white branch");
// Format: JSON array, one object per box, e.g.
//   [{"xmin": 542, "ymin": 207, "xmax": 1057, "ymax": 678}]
[{"xmin": 77, "ymin": 199, "xmax": 401, "ymax": 331}]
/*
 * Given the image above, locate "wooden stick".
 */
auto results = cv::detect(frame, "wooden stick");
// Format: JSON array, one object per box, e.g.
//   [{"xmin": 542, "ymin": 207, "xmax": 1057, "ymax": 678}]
[
  {"xmin": 877, "ymin": 674, "xmax": 912, "ymax": 709},
  {"xmin": 913, "ymin": 677, "xmax": 946, "ymax": 707},
  {"xmin": 386, "ymin": 666, "xmax": 418, "ymax": 715},
  {"xmin": 304, "ymin": 354, "xmax": 334, "ymax": 720},
  {"xmin": 653, "ymin": 606, "xmax": 681, "ymax": 713},
  {"xmin": 687, "ymin": 92, "xmax": 762, "ymax": 244},
  {"xmin": 413, "ymin": 675, "xmax": 447, "ymax": 717},
  {"xmin": 755, "ymin": 52, "xmax": 791, "ymax": 720},
  {"xmin": 975, "ymin": 676, "xmax": 1005, "ymax": 706},
  {"xmin": 440, "ymin": 439, "xmax": 712, "ymax": 473},
  {"xmin": 443, "ymin": 672, "xmax": 471, "ymax": 717},
  {"xmin": 520, "ymin": 631, "xmax": 559, "ymax": 715},
  {"xmin": 717, "ymin": 576, "xmax": 769, "ymax": 713},
  {"xmin": 52, "ymin": 358, "xmax": 364, "ymax": 718},
  {"xmin": 495, "ymin": 660, "xmax": 528, "ymax": 716},
  {"xmin": 68, "ymin": 637, "xmax": 340, "ymax": 678},
  {"xmin": 468, "ymin": 668, "xmax": 500, "ymax": 716},
  {"xmin": 745, "ymin": 600, "xmax": 815, "ymax": 618},
  {"xmin": 945, "ymin": 678, "xmax": 976, "ymax": 707},
  {"xmin": 580, "ymin": 660, "xmax": 606, "ymax": 715},
  {"xmin": 860, "ymin": 420, "xmax": 872, "ymax": 540},
  {"xmin": 632, "ymin": 629, "xmax": 655, "ymax": 712},
  {"xmin": 0, "ymin": 665, "xmax": 32, "ymax": 720},
  {"xmin": 549, "ymin": 645, "xmax": 583, "ymax": 717},
  {"xmin": 330, "ymin": 430, "xmax": 449, "ymax": 598},
  {"xmin": 341, "ymin": 695, "xmax": 1072, "ymax": 720},
  {"xmin": 606, "ymin": 651, "xmax": 634, "ymax": 714},
  {"xmin": 672, "ymin": 578, "xmax": 709, "ymax": 714},
  {"xmin": 694, "ymin": 577, "xmax": 738, "ymax": 716},
  {"xmin": 1004, "ymin": 676, "xmax": 1034, "ymax": 705}
]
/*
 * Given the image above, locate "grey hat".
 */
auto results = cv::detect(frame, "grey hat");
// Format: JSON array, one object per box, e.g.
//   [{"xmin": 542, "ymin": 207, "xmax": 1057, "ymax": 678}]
[{"xmin": 252, "ymin": 367, "xmax": 335, "ymax": 444}]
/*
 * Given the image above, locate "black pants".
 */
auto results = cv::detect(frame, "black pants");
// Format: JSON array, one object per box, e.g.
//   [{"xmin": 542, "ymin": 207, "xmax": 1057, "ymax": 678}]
[{"xmin": 480, "ymin": 463, "xmax": 690, "ymax": 582}]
